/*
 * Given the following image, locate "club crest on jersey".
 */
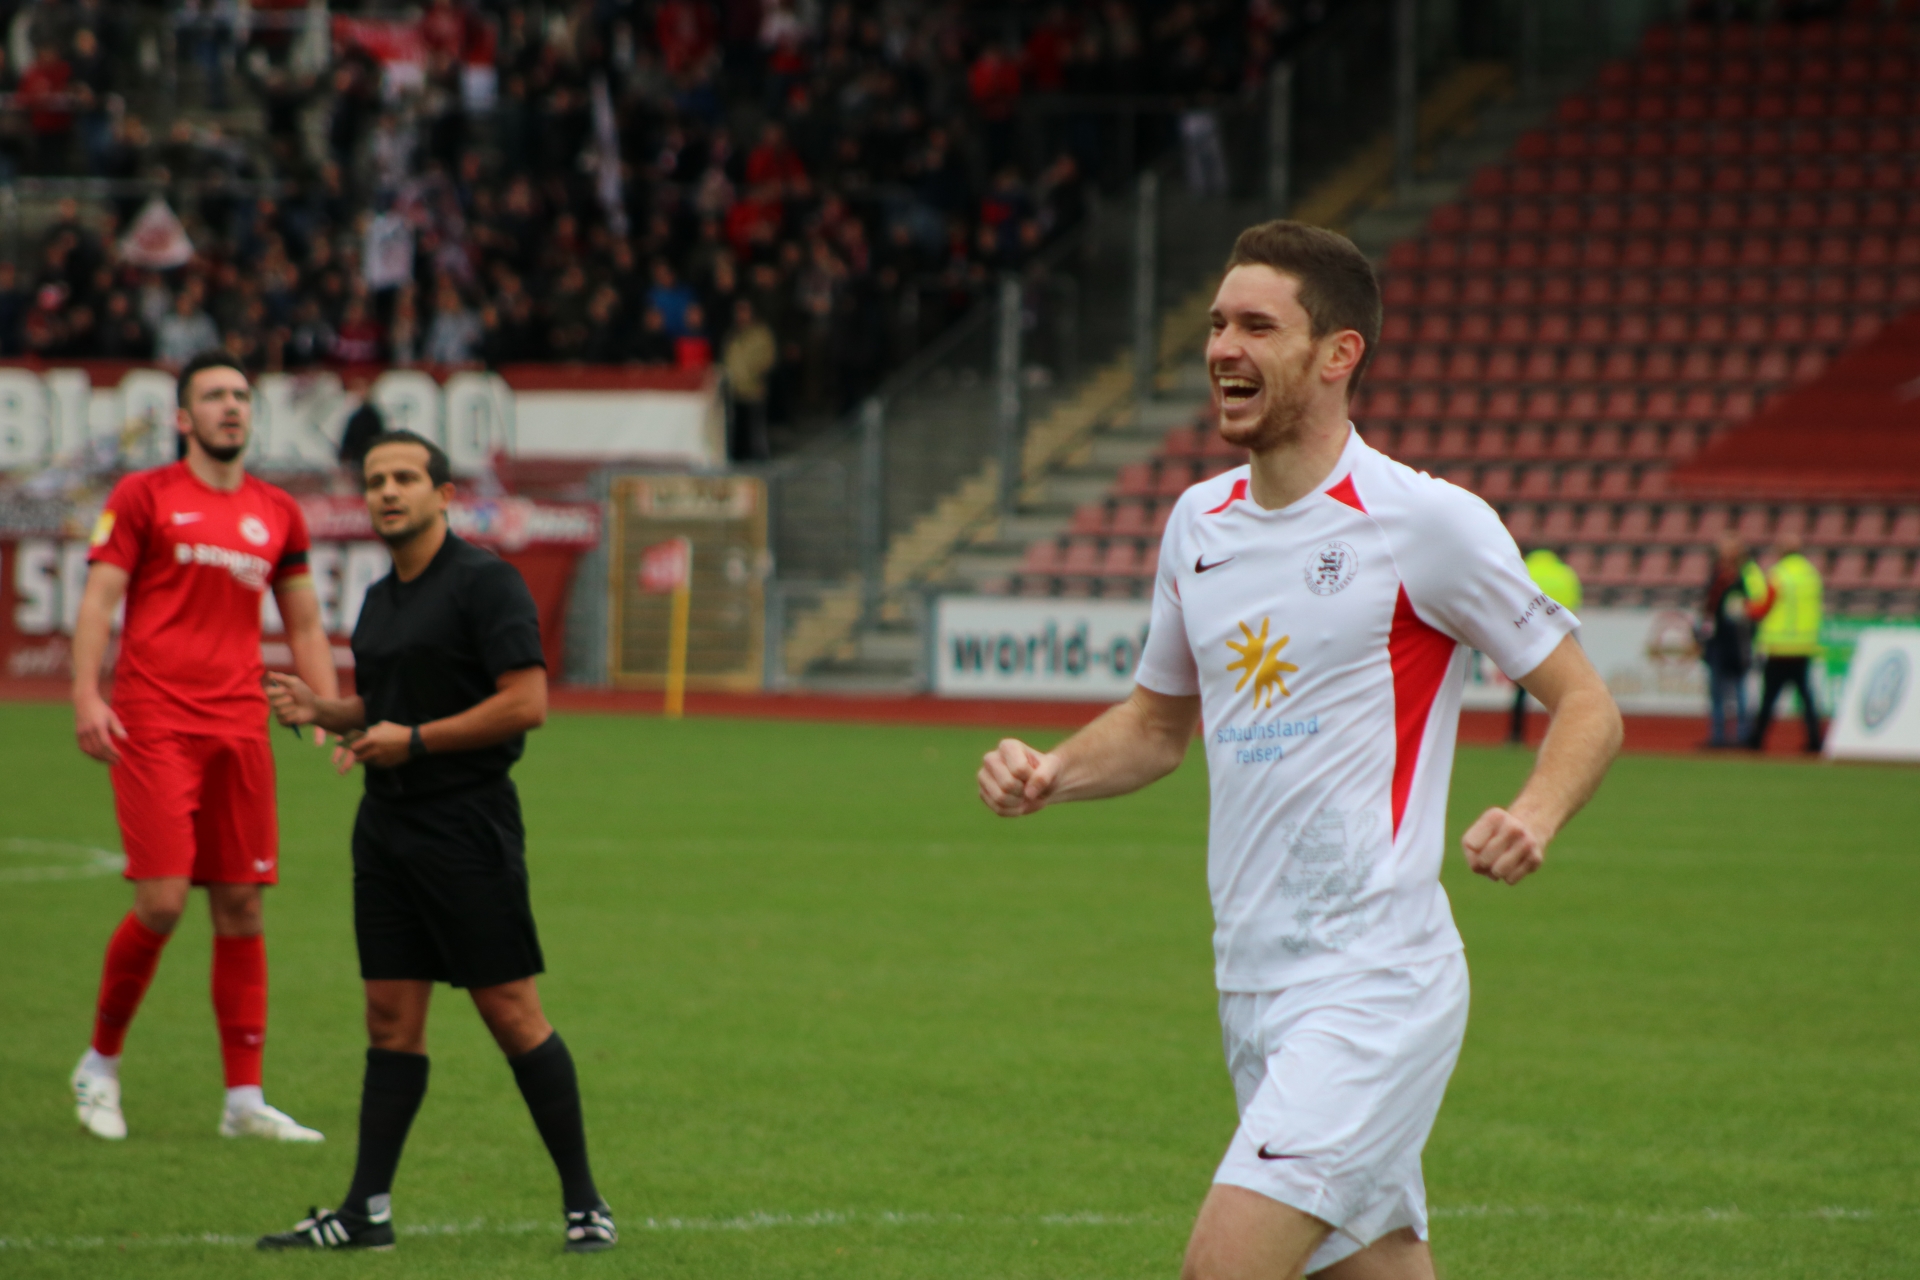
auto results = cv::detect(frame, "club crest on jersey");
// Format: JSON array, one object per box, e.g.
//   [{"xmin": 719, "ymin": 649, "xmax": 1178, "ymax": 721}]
[
  {"xmin": 1304, "ymin": 540, "xmax": 1358, "ymax": 596},
  {"xmin": 1226, "ymin": 618, "xmax": 1298, "ymax": 709},
  {"xmin": 239, "ymin": 514, "xmax": 271, "ymax": 546}
]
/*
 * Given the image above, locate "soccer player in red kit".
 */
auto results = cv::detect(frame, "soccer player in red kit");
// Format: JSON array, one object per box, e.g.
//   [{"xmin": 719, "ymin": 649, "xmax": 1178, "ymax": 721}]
[{"xmin": 69, "ymin": 351, "xmax": 340, "ymax": 1142}]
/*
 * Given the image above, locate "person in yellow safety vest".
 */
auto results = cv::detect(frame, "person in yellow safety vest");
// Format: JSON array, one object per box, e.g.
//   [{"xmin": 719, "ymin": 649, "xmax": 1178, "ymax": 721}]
[
  {"xmin": 1744, "ymin": 531, "xmax": 1825, "ymax": 753},
  {"xmin": 1509, "ymin": 548, "xmax": 1583, "ymax": 745}
]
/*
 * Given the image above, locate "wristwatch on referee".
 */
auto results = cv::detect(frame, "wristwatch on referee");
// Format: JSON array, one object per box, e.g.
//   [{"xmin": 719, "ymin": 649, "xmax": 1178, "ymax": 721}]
[{"xmin": 408, "ymin": 725, "xmax": 426, "ymax": 759}]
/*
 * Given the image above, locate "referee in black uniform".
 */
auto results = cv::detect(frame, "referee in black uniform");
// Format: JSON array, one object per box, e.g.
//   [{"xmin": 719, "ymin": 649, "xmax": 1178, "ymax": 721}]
[{"xmin": 258, "ymin": 430, "xmax": 615, "ymax": 1254}]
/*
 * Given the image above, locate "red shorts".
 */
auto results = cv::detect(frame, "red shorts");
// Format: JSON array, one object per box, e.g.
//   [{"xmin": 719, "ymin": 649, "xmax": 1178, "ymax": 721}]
[{"xmin": 111, "ymin": 731, "xmax": 279, "ymax": 884}]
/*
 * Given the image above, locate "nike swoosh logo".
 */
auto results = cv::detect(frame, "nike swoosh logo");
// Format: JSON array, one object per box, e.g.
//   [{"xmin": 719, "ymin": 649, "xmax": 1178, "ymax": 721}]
[
  {"xmin": 1195, "ymin": 556, "xmax": 1234, "ymax": 573},
  {"xmin": 171, "ymin": 512, "xmax": 203, "ymax": 524},
  {"xmin": 1256, "ymin": 1145, "xmax": 1311, "ymax": 1161}
]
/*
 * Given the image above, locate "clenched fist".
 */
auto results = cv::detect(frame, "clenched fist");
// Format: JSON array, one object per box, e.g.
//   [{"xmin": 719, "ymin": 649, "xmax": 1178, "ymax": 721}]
[
  {"xmin": 1461, "ymin": 806, "xmax": 1548, "ymax": 885},
  {"xmin": 977, "ymin": 738, "xmax": 1063, "ymax": 817}
]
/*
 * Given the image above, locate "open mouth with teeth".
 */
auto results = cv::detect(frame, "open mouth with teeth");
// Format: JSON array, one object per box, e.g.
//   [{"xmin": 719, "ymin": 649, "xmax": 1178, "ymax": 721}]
[{"xmin": 1216, "ymin": 374, "xmax": 1261, "ymax": 407}]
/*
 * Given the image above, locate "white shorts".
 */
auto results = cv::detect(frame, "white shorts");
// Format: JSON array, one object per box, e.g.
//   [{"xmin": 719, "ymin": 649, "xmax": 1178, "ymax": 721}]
[{"xmin": 1213, "ymin": 951, "xmax": 1469, "ymax": 1275}]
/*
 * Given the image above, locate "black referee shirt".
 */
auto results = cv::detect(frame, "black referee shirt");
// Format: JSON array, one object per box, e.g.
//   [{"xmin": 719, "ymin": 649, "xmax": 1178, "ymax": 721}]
[{"xmin": 350, "ymin": 531, "xmax": 545, "ymax": 799}]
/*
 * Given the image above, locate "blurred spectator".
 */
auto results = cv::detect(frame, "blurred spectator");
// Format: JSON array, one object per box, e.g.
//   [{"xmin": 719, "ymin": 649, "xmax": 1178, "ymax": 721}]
[
  {"xmin": 1698, "ymin": 534, "xmax": 1766, "ymax": 748},
  {"xmin": 388, "ymin": 287, "xmax": 421, "ymax": 365},
  {"xmin": 337, "ymin": 375, "xmax": 385, "ymax": 468},
  {"xmin": 1746, "ymin": 534, "xmax": 1826, "ymax": 753},
  {"xmin": 646, "ymin": 261, "xmax": 697, "ymax": 338},
  {"xmin": 424, "ymin": 284, "xmax": 482, "ymax": 366},
  {"xmin": 155, "ymin": 289, "xmax": 220, "ymax": 367},
  {"xmin": 98, "ymin": 289, "xmax": 152, "ymax": 359},
  {"xmin": 69, "ymin": 28, "xmax": 112, "ymax": 175},
  {"xmin": 722, "ymin": 298, "xmax": 775, "ymax": 461},
  {"xmin": 332, "ymin": 296, "xmax": 383, "ymax": 365},
  {"xmin": 19, "ymin": 42, "xmax": 73, "ymax": 175},
  {"xmin": 674, "ymin": 302, "xmax": 712, "ymax": 371},
  {"xmin": 0, "ymin": 0, "xmax": 1312, "ymax": 457},
  {"xmin": 632, "ymin": 306, "xmax": 674, "ymax": 364},
  {"xmin": 0, "ymin": 261, "xmax": 25, "ymax": 354}
]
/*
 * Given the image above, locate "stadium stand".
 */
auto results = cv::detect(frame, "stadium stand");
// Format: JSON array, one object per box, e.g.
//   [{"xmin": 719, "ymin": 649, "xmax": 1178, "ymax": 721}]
[
  {"xmin": 1000, "ymin": 14, "xmax": 1920, "ymax": 616},
  {"xmin": 0, "ymin": 1, "xmax": 1304, "ymax": 451}
]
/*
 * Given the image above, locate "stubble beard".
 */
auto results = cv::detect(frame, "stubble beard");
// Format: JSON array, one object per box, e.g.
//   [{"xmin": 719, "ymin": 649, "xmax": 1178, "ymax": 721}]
[
  {"xmin": 1219, "ymin": 350, "xmax": 1314, "ymax": 455},
  {"xmin": 192, "ymin": 420, "xmax": 247, "ymax": 463},
  {"xmin": 377, "ymin": 510, "xmax": 439, "ymax": 549}
]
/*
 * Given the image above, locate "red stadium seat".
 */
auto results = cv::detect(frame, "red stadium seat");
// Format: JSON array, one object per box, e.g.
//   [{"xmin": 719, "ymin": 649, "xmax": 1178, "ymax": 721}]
[
  {"xmin": 1735, "ymin": 507, "xmax": 1773, "ymax": 542},
  {"xmin": 1651, "ymin": 506, "xmax": 1697, "ymax": 541},
  {"xmin": 1593, "ymin": 547, "xmax": 1638, "ymax": 587},
  {"xmin": 1828, "ymin": 549, "xmax": 1870, "ymax": 588},
  {"xmin": 1867, "ymin": 551, "xmax": 1916, "ymax": 588},
  {"xmin": 1886, "ymin": 511, "xmax": 1920, "ymax": 548},
  {"xmin": 1070, "ymin": 504, "xmax": 1110, "ymax": 536},
  {"xmin": 1109, "ymin": 503, "xmax": 1154, "ymax": 538},
  {"xmin": 1154, "ymin": 464, "xmax": 1195, "ymax": 498},
  {"xmin": 1022, "ymin": 540, "xmax": 1064, "ymax": 573},
  {"xmin": 1115, "ymin": 463, "xmax": 1155, "ymax": 498},
  {"xmin": 1160, "ymin": 427, "xmax": 1202, "ymax": 459},
  {"xmin": 1098, "ymin": 541, "xmax": 1142, "ymax": 577},
  {"xmin": 1575, "ymin": 506, "xmax": 1616, "ymax": 542},
  {"xmin": 1806, "ymin": 507, "xmax": 1854, "ymax": 545},
  {"xmin": 1059, "ymin": 539, "xmax": 1102, "ymax": 576}
]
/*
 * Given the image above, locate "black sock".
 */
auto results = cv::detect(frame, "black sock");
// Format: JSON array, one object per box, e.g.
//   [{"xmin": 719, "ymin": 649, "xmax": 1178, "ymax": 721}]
[
  {"xmin": 508, "ymin": 1031, "xmax": 601, "ymax": 1213},
  {"xmin": 341, "ymin": 1049, "xmax": 430, "ymax": 1218}
]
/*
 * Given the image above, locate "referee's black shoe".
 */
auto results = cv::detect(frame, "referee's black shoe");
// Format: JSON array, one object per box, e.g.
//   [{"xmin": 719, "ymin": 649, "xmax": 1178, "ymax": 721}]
[
  {"xmin": 257, "ymin": 1205, "xmax": 396, "ymax": 1251},
  {"xmin": 564, "ymin": 1201, "xmax": 617, "ymax": 1253}
]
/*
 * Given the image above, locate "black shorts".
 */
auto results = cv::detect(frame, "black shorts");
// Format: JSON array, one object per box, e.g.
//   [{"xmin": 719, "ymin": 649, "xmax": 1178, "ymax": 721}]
[{"xmin": 352, "ymin": 780, "xmax": 545, "ymax": 990}]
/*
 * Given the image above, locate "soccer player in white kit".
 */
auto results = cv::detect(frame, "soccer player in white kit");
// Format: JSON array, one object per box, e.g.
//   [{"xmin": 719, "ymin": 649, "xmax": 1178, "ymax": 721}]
[{"xmin": 978, "ymin": 222, "xmax": 1623, "ymax": 1280}]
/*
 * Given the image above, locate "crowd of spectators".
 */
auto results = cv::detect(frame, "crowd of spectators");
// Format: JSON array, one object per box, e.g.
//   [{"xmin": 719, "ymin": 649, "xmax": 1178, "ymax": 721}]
[{"xmin": 0, "ymin": 0, "xmax": 1307, "ymax": 452}]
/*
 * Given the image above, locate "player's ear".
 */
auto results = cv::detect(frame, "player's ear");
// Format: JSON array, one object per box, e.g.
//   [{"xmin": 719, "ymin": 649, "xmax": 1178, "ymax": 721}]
[{"xmin": 1321, "ymin": 329, "xmax": 1365, "ymax": 384}]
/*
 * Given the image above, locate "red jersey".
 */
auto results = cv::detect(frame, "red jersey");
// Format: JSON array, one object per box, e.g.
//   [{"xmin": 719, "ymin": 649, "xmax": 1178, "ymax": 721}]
[{"xmin": 88, "ymin": 463, "xmax": 311, "ymax": 736}]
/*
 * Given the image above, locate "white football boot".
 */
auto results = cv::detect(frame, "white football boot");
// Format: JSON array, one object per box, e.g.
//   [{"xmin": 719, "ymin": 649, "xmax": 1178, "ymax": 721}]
[
  {"xmin": 220, "ymin": 1102, "xmax": 324, "ymax": 1142},
  {"xmin": 71, "ymin": 1057, "xmax": 128, "ymax": 1140}
]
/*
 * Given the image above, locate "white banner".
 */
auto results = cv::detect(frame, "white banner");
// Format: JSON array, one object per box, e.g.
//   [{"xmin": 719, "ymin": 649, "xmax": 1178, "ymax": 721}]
[
  {"xmin": 934, "ymin": 597, "xmax": 1151, "ymax": 701},
  {"xmin": 0, "ymin": 365, "xmax": 724, "ymax": 475},
  {"xmin": 1824, "ymin": 628, "xmax": 1920, "ymax": 762}
]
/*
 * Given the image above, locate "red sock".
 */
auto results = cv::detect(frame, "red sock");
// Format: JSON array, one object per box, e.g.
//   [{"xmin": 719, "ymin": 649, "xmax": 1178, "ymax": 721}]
[
  {"xmin": 211, "ymin": 934, "xmax": 267, "ymax": 1089},
  {"xmin": 92, "ymin": 913, "xmax": 171, "ymax": 1057}
]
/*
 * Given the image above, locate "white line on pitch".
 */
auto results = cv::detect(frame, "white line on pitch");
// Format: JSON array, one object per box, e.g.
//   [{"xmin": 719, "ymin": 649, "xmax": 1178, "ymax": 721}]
[{"xmin": 0, "ymin": 1205, "xmax": 1904, "ymax": 1252}]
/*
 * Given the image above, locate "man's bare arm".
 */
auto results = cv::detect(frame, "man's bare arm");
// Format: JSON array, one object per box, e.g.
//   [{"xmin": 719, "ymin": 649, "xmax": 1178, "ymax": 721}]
[
  {"xmin": 275, "ymin": 579, "xmax": 340, "ymax": 702},
  {"xmin": 266, "ymin": 671, "xmax": 367, "ymax": 735},
  {"xmin": 71, "ymin": 563, "xmax": 130, "ymax": 763},
  {"xmin": 1462, "ymin": 633, "xmax": 1623, "ymax": 884},
  {"xmin": 978, "ymin": 685, "xmax": 1201, "ymax": 817}
]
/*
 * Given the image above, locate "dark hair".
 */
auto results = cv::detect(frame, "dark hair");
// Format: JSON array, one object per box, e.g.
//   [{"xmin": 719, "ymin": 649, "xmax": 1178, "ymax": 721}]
[
  {"xmin": 175, "ymin": 350, "xmax": 249, "ymax": 408},
  {"xmin": 1224, "ymin": 221, "xmax": 1382, "ymax": 399},
  {"xmin": 362, "ymin": 429, "xmax": 452, "ymax": 487}
]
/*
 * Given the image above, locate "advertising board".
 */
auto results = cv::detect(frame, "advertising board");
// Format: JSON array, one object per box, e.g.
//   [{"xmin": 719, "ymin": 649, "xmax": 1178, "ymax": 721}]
[
  {"xmin": 607, "ymin": 476, "xmax": 766, "ymax": 692},
  {"xmin": 1824, "ymin": 627, "xmax": 1920, "ymax": 762},
  {"xmin": 933, "ymin": 597, "xmax": 1152, "ymax": 701},
  {"xmin": 1, "ymin": 495, "xmax": 599, "ymax": 686}
]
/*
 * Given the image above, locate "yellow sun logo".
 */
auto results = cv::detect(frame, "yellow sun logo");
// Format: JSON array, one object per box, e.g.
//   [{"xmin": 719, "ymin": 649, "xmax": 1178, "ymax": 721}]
[{"xmin": 1225, "ymin": 618, "xmax": 1299, "ymax": 709}]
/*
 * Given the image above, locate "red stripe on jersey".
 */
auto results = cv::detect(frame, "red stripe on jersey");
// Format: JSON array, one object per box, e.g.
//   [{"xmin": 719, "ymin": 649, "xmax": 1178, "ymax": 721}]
[
  {"xmin": 1326, "ymin": 474, "xmax": 1365, "ymax": 512},
  {"xmin": 1204, "ymin": 478, "xmax": 1248, "ymax": 514},
  {"xmin": 1388, "ymin": 586, "xmax": 1456, "ymax": 838}
]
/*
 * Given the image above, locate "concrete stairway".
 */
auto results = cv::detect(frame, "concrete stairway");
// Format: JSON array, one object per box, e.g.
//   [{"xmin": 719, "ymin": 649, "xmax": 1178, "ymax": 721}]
[{"xmin": 784, "ymin": 61, "xmax": 1544, "ymax": 691}]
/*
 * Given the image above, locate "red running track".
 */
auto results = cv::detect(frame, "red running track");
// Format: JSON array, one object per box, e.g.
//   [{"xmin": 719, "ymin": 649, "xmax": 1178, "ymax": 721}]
[{"xmin": 0, "ymin": 678, "xmax": 1827, "ymax": 758}]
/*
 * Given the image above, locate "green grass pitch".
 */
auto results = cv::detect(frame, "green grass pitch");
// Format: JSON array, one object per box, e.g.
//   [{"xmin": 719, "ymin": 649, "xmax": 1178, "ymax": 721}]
[{"xmin": 1, "ymin": 700, "xmax": 1916, "ymax": 1278}]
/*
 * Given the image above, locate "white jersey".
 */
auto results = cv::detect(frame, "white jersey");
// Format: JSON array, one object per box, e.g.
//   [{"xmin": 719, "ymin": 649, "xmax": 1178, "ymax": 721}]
[{"xmin": 1135, "ymin": 428, "xmax": 1577, "ymax": 992}]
